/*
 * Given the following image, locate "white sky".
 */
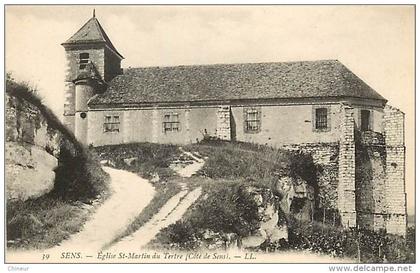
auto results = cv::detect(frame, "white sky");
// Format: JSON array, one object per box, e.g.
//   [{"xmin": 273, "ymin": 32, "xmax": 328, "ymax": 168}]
[{"xmin": 5, "ymin": 5, "xmax": 415, "ymax": 214}]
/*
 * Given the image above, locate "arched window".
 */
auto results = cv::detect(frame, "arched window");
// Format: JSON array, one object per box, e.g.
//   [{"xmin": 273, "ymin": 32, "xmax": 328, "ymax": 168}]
[{"xmin": 79, "ymin": 53, "xmax": 90, "ymax": 69}]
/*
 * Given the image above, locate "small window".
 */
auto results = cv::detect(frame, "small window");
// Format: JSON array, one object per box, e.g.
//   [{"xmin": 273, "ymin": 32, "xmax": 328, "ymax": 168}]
[
  {"xmin": 361, "ymin": 110, "xmax": 371, "ymax": 131},
  {"xmin": 245, "ymin": 108, "xmax": 261, "ymax": 133},
  {"xmin": 79, "ymin": 53, "xmax": 90, "ymax": 69},
  {"xmin": 163, "ymin": 112, "xmax": 180, "ymax": 132},
  {"xmin": 315, "ymin": 108, "xmax": 328, "ymax": 130},
  {"xmin": 104, "ymin": 115, "xmax": 120, "ymax": 132}
]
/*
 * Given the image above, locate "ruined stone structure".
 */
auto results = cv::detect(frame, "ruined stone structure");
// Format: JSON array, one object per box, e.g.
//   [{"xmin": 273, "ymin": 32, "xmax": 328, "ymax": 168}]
[{"xmin": 62, "ymin": 15, "xmax": 407, "ymax": 235}]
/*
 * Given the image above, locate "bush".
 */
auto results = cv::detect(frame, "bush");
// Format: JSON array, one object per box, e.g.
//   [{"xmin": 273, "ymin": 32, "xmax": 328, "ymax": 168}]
[
  {"xmin": 286, "ymin": 219, "xmax": 415, "ymax": 263},
  {"xmin": 155, "ymin": 221, "xmax": 201, "ymax": 250},
  {"xmin": 150, "ymin": 181, "xmax": 261, "ymax": 250},
  {"xmin": 53, "ymin": 141, "xmax": 109, "ymax": 201},
  {"xmin": 189, "ymin": 182, "xmax": 260, "ymax": 236}
]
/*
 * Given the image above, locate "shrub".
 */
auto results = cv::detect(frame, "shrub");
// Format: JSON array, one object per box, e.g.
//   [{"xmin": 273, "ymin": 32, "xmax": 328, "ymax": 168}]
[
  {"xmin": 150, "ymin": 181, "xmax": 261, "ymax": 250},
  {"xmin": 286, "ymin": 219, "xmax": 415, "ymax": 263},
  {"xmin": 155, "ymin": 221, "xmax": 201, "ymax": 250},
  {"xmin": 189, "ymin": 182, "xmax": 260, "ymax": 236},
  {"xmin": 53, "ymin": 141, "xmax": 108, "ymax": 201}
]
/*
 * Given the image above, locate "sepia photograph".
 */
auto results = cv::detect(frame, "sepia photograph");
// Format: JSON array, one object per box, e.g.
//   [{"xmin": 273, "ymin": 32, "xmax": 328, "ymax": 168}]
[{"xmin": 3, "ymin": 3, "xmax": 415, "ymax": 269}]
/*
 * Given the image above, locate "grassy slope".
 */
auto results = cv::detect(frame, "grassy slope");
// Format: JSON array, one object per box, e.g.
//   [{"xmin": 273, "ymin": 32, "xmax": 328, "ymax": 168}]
[
  {"xmin": 7, "ymin": 197, "xmax": 94, "ymax": 250},
  {"xmin": 96, "ymin": 142, "xmax": 284, "ymax": 248},
  {"xmin": 149, "ymin": 141, "xmax": 305, "ymax": 250},
  {"xmin": 182, "ymin": 140, "xmax": 317, "ymax": 192},
  {"xmin": 93, "ymin": 143, "xmax": 182, "ymax": 180},
  {"xmin": 149, "ymin": 140, "xmax": 415, "ymax": 263}
]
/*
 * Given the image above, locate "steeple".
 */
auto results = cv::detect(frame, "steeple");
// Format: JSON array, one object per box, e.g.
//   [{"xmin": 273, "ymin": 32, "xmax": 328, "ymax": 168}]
[
  {"xmin": 62, "ymin": 12, "xmax": 124, "ymax": 143},
  {"xmin": 61, "ymin": 14, "xmax": 123, "ymax": 59}
]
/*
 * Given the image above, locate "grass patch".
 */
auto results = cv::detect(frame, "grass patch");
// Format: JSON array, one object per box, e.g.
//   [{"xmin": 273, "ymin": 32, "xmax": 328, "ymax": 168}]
[
  {"xmin": 7, "ymin": 194, "xmax": 95, "ymax": 250},
  {"xmin": 184, "ymin": 140, "xmax": 317, "ymax": 190},
  {"xmin": 93, "ymin": 142, "xmax": 182, "ymax": 180},
  {"xmin": 283, "ymin": 220, "xmax": 415, "ymax": 263},
  {"xmin": 148, "ymin": 180, "xmax": 262, "ymax": 250}
]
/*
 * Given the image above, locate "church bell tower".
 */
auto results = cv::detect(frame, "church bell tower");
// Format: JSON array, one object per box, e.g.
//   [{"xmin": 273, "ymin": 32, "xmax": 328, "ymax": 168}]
[{"xmin": 61, "ymin": 10, "xmax": 124, "ymax": 145}]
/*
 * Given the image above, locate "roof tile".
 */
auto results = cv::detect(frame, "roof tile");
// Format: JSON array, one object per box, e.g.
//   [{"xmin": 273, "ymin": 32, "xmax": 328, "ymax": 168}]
[{"xmin": 89, "ymin": 60, "xmax": 386, "ymax": 105}]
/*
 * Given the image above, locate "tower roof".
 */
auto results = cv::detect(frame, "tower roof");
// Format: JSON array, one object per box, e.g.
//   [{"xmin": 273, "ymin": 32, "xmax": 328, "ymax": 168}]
[{"xmin": 62, "ymin": 15, "xmax": 123, "ymax": 59}]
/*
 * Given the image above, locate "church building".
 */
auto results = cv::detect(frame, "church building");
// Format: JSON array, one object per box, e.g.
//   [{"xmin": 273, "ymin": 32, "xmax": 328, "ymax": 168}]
[{"xmin": 62, "ymin": 14, "xmax": 407, "ymax": 236}]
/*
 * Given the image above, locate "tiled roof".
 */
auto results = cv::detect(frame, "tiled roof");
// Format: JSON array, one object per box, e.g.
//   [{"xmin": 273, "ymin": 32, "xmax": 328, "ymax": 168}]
[
  {"xmin": 62, "ymin": 17, "xmax": 123, "ymax": 59},
  {"xmin": 89, "ymin": 60, "xmax": 386, "ymax": 105}
]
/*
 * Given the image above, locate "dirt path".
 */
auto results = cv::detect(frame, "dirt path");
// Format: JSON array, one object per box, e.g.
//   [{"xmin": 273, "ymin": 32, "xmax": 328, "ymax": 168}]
[
  {"xmin": 6, "ymin": 166, "xmax": 155, "ymax": 262},
  {"xmin": 173, "ymin": 147, "xmax": 205, "ymax": 178},
  {"xmin": 108, "ymin": 149, "xmax": 204, "ymax": 251},
  {"xmin": 109, "ymin": 187, "xmax": 201, "ymax": 251},
  {"xmin": 7, "ymin": 150, "xmax": 205, "ymax": 261},
  {"xmin": 52, "ymin": 167, "xmax": 155, "ymax": 252}
]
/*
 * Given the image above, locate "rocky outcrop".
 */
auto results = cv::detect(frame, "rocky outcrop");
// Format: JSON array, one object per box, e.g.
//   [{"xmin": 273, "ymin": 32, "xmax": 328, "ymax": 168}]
[
  {"xmin": 241, "ymin": 186, "xmax": 288, "ymax": 248},
  {"xmin": 201, "ymin": 229, "xmax": 239, "ymax": 250},
  {"xmin": 274, "ymin": 176, "xmax": 315, "ymax": 223},
  {"xmin": 6, "ymin": 142, "xmax": 57, "ymax": 201},
  {"xmin": 192, "ymin": 186, "xmax": 289, "ymax": 250},
  {"xmin": 5, "ymin": 90, "xmax": 80, "ymax": 201}
]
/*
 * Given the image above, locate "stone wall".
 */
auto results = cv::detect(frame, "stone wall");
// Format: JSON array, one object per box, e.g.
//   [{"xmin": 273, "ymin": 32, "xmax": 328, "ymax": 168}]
[
  {"xmin": 279, "ymin": 143, "xmax": 339, "ymax": 216},
  {"xmin": 216, "ymin": 106, "xmax": 231, "ymax": 141},
  {"xmin": 355, "ymin": 133, "xmax": 387, "ymax": 231},
  {"xmin": 337, "ymin": 106, "xmax": 357, "ymax": 227},
  {"xmin": 278, "ymin": 102, "xmax": 407, "ymax": 233},
  {"xmin": 88, "ymin": 102, "xmax": 345, "ymax": 146},
  {"xmin": 352, "ymin": 105, "xmax": 407, "ymax": 236},
  {"xmin": 83, "ymin": 100, "xmax": 406, "ymax": 236},
  {"xmin": 383, "ymin": 105, "xmax": 407, "ymax": 236}
]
